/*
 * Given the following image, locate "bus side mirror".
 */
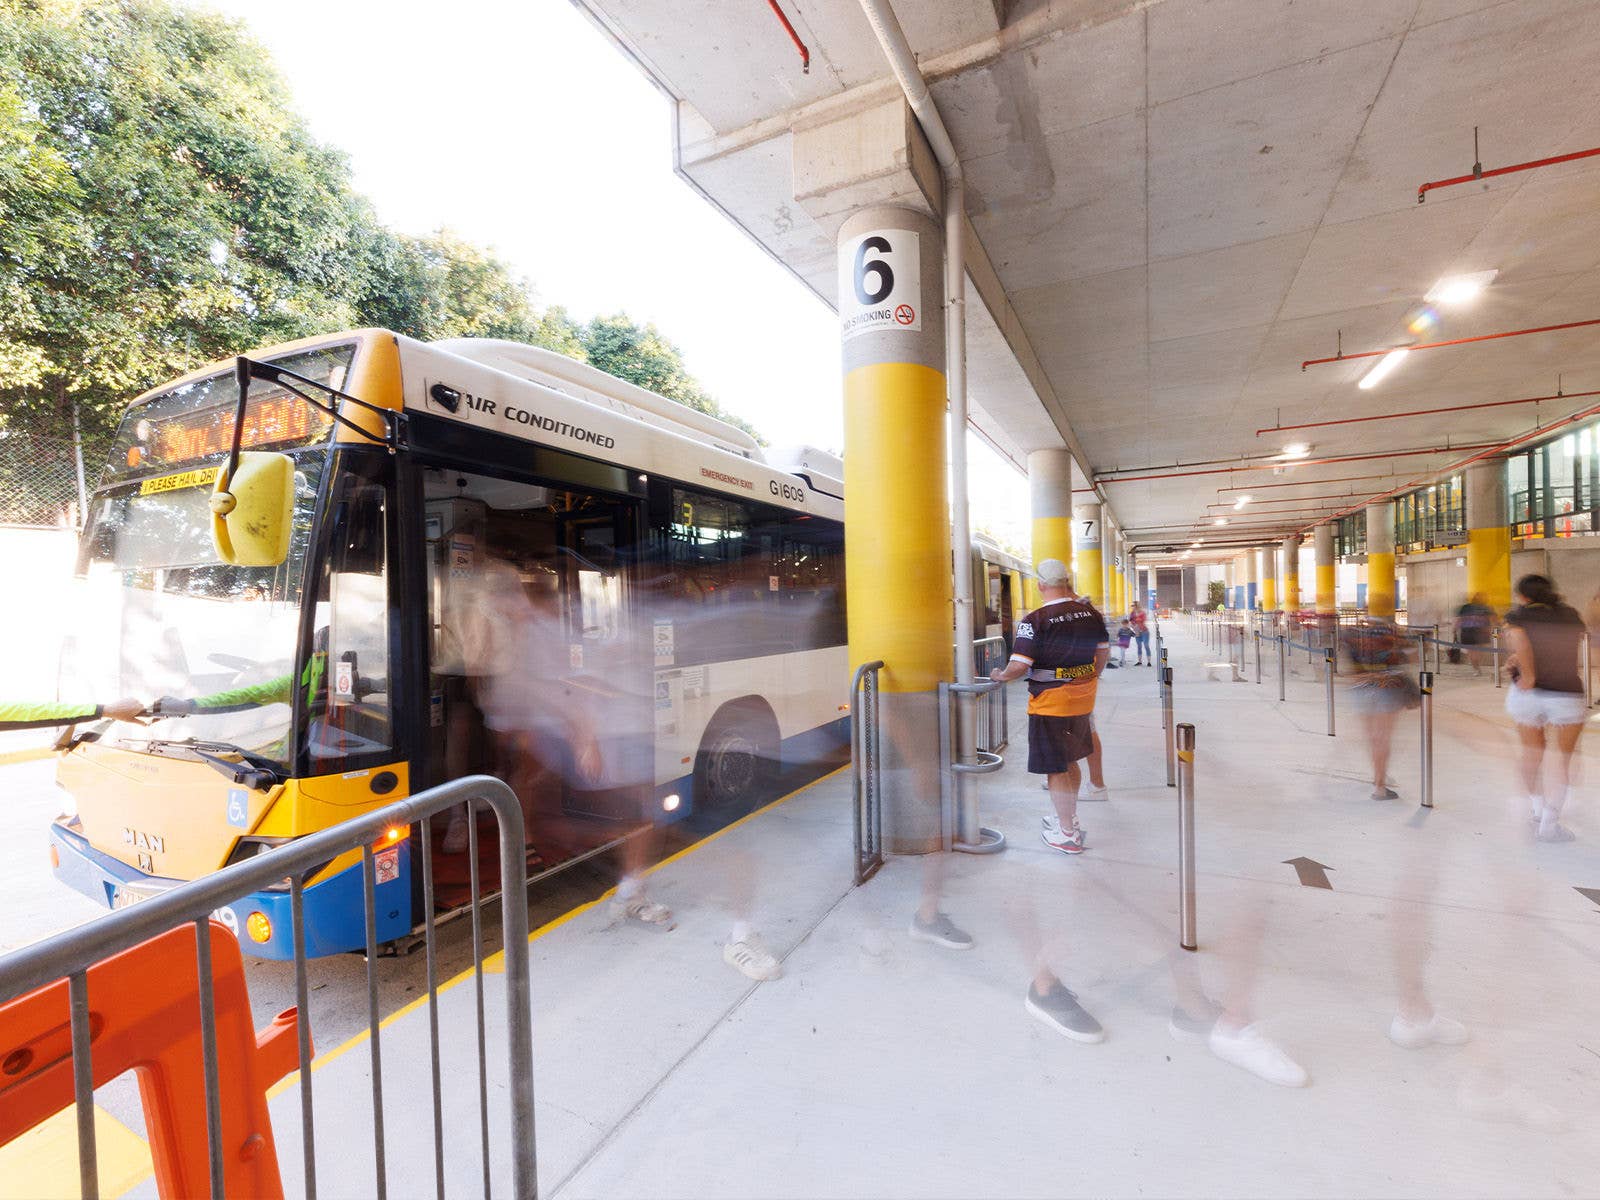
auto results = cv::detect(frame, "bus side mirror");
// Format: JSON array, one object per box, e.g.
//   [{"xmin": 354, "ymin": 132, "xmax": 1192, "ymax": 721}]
[{"xmin": 210, "ymin": 451, "xmax": 295, "ymax": 566}]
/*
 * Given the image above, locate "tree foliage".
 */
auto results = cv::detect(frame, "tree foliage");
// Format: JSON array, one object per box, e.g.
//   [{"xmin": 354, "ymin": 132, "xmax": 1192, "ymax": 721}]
[{"xmin": 0, "ymin": 0, "xmax": 760, "ymax": 461}]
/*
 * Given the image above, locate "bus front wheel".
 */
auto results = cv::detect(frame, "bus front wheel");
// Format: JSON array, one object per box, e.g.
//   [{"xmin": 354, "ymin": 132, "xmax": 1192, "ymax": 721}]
[{"xmin": 693, "ymin": 704, "xmax": 778, "ymax": 819}]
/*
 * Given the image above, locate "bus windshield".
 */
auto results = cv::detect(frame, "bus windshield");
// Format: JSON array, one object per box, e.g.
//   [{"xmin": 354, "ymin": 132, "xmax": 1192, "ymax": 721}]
[{"xmin": 63, "ymin": 450, "xmax": 325, "ymax": 768}]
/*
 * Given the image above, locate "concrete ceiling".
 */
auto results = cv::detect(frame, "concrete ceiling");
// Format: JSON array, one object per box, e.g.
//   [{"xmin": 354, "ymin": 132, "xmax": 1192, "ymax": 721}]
[{"xmin": 573, "ymin": 0, "xmax": 1600, "ymax": 562}]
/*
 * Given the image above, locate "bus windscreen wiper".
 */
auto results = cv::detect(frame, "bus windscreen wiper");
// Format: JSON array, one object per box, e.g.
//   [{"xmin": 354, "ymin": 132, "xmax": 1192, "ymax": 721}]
[{"xmin": 138, "ymin": 738, "xmax": 283, "ymax": 791}]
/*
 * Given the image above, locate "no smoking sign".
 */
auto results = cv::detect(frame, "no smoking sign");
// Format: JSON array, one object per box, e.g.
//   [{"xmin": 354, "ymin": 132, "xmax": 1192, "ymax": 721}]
[{"xmin": 838, "ymin": 229, "xmax": 922, "ymax": 341}]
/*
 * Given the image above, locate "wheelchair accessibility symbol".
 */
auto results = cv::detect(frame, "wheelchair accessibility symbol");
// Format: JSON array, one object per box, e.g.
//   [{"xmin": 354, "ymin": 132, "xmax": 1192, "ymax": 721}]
[{"xmin": 226, "ymin": 788, "xmax": 248, "ymax": 829}]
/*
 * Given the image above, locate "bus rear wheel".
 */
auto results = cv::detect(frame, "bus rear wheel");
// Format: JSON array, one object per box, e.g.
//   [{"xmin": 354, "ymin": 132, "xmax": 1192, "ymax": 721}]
[{"xmin": 693, "ymin": 706, "xmax": 778, "ymax": 820}]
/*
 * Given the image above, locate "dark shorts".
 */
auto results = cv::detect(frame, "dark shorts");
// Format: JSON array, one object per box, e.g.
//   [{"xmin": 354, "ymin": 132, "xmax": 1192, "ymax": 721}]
[{"xmin": 1028, "ymin": 713, "xmax": 1095, "ymax": 774}]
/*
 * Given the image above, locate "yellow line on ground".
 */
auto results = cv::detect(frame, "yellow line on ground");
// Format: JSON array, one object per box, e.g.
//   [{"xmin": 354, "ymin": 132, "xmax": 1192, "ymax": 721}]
[
  {"xmin": 266, "ymin": 764, "xmax": 847, "ymax": 1097},
  {"xmin": 0, "ymin": 1105, "xmax": 153, "ymax": 1200},
  {"xmin": 0, "ymin": 747, "xmax": 54, "ymax": 767}
]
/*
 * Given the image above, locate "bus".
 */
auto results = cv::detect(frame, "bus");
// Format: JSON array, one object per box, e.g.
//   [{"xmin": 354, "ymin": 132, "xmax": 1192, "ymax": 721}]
[{"xmin": 48, "ymin": 330, "xmax": 851, "ymax": 958}]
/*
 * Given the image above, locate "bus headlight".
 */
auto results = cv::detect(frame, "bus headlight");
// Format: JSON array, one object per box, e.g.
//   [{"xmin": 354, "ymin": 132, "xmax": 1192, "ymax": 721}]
[{"xmin": 661, "ymin": 793, "xmax": 680, "ymax": 813}]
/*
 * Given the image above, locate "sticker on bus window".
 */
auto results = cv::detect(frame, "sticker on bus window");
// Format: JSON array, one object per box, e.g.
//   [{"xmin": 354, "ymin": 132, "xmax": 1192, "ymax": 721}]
[
  {"xmin": 769, "ymin": 575, "xmax": 780, "ymax": 592},
  {"xmin": 653, "ymin": 619, "xmax": 674, "ymax": 666},
  {"xmin": 138, "ymin": 466, "xmax": 219, "ymax": 496},
  {"xmin": 226, "ymin": 788, "xmax": 248, "ymax": 829}
]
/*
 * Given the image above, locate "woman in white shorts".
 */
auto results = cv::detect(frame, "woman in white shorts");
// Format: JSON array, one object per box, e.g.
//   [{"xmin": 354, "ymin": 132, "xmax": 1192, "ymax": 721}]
[{"xmin": 1502, "ymin": 574, "xmax": 1587, "ymax": 842}]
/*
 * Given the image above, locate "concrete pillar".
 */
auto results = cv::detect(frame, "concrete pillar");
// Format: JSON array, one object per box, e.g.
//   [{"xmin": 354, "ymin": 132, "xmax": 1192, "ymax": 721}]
[
  {"xmin": 1466, "ymin": 458, "xmax": 1511, "ymax": 613},
  {"xmin": 1238, "ymin": 549, "xmax": 1256, "ymax": 610},
  {"xmin": 1070, "ymin": 499, "xmax": 1103, "ymax": 610},
  {"xmin": 1125, "ymin": 549, "xmax": 1138, "ymax": 613},
  {"xmin": 1366, "ymin": 501, "xmax": 1396, "ymax": 617},
  {"xmin": 1281, "ymin": 535, "xmax": 1301, "ymax": 612},
  {"xmin": 1029, "ymin": 449, "xmax": 1075, "ymax": 611},
  {"xmin": 1314, "ymin": 523, "xmax": 1337, "ymax": 614},
  {"xmin": 839, "ymin": 206, "xmax": 948, "ymax": 853},
  {"xmin": 1260, "ymin": 547, "xmax": 1278, "ymax": 613}
]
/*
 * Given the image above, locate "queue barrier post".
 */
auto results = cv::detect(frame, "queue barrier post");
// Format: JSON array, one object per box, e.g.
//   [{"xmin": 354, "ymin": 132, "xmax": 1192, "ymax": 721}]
[
  {"xmin": 1176, "ymin": 723, "xmax": 1198, "ymax": 951},
  {"xmin": 1277, "ymin": 633, "xmax": 1287, "ymax": 702},
  {"xmin": 1253, "ymin": 630, "xmax": 1262, "ymax": 684},
  {"xmin": 1419, "ymin": 669, "xmax": 1434, "ymax": 809},
  {"xmin": 1324, "ymin": 646, "xmax": 1336, "ymax": 737},
  {"xmin": 1162, "ymin": 666, "xmax": 1176, "ymax": 788},
  {"xmin": 1493, "ymin": 628, "xmax": 1502, "ymax": 689}
]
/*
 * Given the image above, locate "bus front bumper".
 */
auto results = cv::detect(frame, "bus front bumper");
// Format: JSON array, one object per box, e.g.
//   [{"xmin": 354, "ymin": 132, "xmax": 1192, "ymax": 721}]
[{"xmin": 48, "ymin": 819, "xmax": 412, "ymax": 960}]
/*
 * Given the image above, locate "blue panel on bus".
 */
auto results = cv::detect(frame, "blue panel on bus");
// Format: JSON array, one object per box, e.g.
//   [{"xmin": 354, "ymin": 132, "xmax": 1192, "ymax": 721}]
[{"xmin": 49, "ymin": 821, "xmax": 413, "ymax": 961}]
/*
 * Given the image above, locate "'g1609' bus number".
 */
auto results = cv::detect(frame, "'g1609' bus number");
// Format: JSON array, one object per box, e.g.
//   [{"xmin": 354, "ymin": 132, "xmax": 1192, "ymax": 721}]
[{"xmin": 769, "ymin": 480, "xmax": 806, "ymax": 503}]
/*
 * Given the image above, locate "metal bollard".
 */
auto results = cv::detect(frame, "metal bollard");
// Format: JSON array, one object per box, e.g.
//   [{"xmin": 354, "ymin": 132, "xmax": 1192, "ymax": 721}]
[
  {"xmin": 1162, "ymin": 666, "xmax": 1176, "ymax": 788},
  {"xmin": 1419, "ymin": 669, "xmax": 1434, "ymax": 808},
  {"xmin": 1324, "ymin": 646, "xmax": 1336, "ymax": 737},
  {"xmin": 1254, "ymin": 630, "xmax": 1262, "ymax": 684},
  {"xmin": 1493, "ymin": 627, "xmax": 1502, "ymax": 689},
  {"xmin": 1277, "ymin": 633, "xmax": 1286, "ymax": 701},
  {"xmin": 1176, "ymin": 723, "xmax": 1198, "ymax": 951}
]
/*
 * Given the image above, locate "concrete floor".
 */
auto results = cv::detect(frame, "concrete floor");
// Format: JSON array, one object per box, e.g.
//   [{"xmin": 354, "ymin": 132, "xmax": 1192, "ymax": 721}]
[{"xmin": 198, "ymin": 617, "xmax": 1600, "ymax": 1199}]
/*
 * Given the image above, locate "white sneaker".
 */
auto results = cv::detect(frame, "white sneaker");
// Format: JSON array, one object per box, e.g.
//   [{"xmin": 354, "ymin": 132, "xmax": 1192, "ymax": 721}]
[
  {"xmin": 724, "ymin": 934, "xmax": 782, "ymax": 981},
  {"xmin": 612, "ymin": 894, "xmax": 675, "ymax": 929},
  {"xmin": 1081, "ymin": 784, "xmax": 1110, "ymax": 801},
  {"xmin": 1208, "ymin": 1022, "xmax": 1309, "ymax": 1087},
  {"xmin": 1389, "ymin": 1011, "xmax": 1468, "ymax": 1048},
  {"xmin": 1536, "ymin": 821, "xmax": 1577, "ymax": 843}
]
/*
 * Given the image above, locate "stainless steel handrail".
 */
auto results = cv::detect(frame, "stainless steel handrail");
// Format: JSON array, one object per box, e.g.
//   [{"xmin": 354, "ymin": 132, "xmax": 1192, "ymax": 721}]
[{"xmin": 850, "ymin": 660, "xmax": 886, "ymax": 885}]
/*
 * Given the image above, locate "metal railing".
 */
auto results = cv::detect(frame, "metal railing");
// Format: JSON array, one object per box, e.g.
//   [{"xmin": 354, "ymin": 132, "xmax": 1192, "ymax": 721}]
[
  {"xmin": 851, "ymin": 660, "xmax": 886, "ymax": 885},
  {"xmin": 0, "ymin": 775, "xmax": 536, "ymax": 1200},
  {"xmin": 940, "ymin": 679, "xmax": 1006, "ymax": 854},
  {"xmin": 971, "ymin": 636, "xmax": 1009, "ymax": 753}
]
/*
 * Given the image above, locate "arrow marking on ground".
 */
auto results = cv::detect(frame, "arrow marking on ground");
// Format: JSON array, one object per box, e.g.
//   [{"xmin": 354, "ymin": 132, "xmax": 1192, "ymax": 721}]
[{"xmin": 1283, "ymin": 856, "xmax": 1334, "ymax": 889}]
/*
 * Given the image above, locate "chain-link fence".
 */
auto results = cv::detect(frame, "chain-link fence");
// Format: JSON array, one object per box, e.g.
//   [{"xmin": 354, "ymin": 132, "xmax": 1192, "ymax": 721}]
[{"xmin": 0, "ymin": 430, "xmax": 105, "ymax": 528}]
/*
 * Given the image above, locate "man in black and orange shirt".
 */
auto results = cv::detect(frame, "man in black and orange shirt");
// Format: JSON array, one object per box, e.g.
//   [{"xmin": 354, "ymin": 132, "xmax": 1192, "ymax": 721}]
[
  {"xmin": 989, "ymin": 557, "xmax": 1111, "ymax": 1045},
  {"xmin": 989, "ymin": 557, "xmax": 1110, "ymax": 854}
]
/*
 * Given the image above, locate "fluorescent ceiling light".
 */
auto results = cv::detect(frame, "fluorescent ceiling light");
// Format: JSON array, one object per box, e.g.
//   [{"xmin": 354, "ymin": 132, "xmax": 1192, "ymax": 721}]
[
  {"xmin": 1234, "ymin": 495, "xmax": 1252, "ymax": 509},
  {"xmin": 1280, "ymin": 443, "xmax": 1310, "ymax": 459},
  {"xmin": 1213, "ymin": 518, "xmax": 1228, "ymax": 526},
  {"xmin": 1425, "ymin": 269, "xmax": 1497, "ymax": 308},
  {"xmin": 1190, "ymin": 541, "xmax": 1202, "ymax": 548},
  {"xmin": 1358, "ymin": 349, "xmax": 1410, "ymax": 390}
]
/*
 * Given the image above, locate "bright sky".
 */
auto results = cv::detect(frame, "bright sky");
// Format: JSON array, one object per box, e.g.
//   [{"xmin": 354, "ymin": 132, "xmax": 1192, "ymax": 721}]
[{"xmin": 195, "ymin": 0, "xmax": 1028, "ymax": 550}]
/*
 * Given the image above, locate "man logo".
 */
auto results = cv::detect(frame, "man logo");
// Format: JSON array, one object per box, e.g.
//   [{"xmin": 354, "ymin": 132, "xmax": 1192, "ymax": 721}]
[{"xmin": 1017, "ymin": 621, "xmax": 1034, "ymax": 640}]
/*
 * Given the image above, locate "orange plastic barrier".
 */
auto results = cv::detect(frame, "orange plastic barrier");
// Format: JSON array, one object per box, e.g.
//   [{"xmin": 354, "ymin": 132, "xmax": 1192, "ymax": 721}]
[{"xmin": 0, "ymin": 920, "xmax": 304, "ymax": 1199}]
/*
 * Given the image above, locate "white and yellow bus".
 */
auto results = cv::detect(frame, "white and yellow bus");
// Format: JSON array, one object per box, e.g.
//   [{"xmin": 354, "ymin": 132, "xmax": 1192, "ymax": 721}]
[{"xmin": 49, "ymin": 330, "xmax": 848, "ymax": 957}]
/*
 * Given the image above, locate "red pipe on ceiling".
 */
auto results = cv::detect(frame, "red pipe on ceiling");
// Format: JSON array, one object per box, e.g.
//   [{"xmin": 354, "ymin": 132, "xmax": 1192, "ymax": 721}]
[
  {"xmin": 1311, "ymin": 398, "xmax": 1600, "ymax": 531},
  {"xmin": 1255, "ymin": 387, "xmax": 1600, "ymax": 437},
  {"xmin": 1096, "ymin": 443, "xmax": 1499, "ymax": 485},
  {"xmin": 1300, "ymin": 318, "xmax": 1600, "ymax": 372},
  {"xmin": 1418, "ymin": 144, "xmax": 1600, "ymax": 204},
  {"xmin": 765, "ymin": 0, "xmax": 810, "ymax": 72}
]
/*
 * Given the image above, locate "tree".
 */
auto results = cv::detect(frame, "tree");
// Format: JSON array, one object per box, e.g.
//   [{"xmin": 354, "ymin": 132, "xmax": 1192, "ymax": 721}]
[{"xmin": 580, "ymin": 313, "xmax": 762, "ymax": 442}]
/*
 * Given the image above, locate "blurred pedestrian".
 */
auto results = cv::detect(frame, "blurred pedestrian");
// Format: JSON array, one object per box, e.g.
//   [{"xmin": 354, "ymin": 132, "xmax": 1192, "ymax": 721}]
[
  {"xmin": 1129, "ymin": 601, "xmax": 1151, "ymax": 665},
  {"xmin": 989, "ymin": 557, "xmax": 1109, "ymax": 1043},
  {"xmin": 1503, "ymin": 574, "xmax": 1587, "ymax": 842},
  {"xmin": 1343, "ymin": 601, "xmax": 1419, "ymax": 801},
  {"xmin": 1456, "ymin": 593, "xmax": 1493, "ymax": 675},
  {"xmin": 1114, "ymin": 616, "xmax": 1133, "ymax": 667}
]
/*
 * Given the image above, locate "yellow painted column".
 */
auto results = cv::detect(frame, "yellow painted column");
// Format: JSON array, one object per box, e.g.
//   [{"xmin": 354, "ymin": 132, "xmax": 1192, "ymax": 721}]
[
  {"xmin": 839, "ymin": 207, "xmax": 948, "ymax": 852},
  {"xmin": 1260, "ymin": 547, "xmax": 1277, "ymax": 613},
  {"xmin": 1028, "ymin": 448, "xmax": 1076, "ymax": 610},
  {"xmin": 1314, "ymin": 523, "xmax": 1337, "ymax": 614},
  {"xmin": 1466, "ymin": 458, "xmax": 1512, "ymax": 613},
  {"xmin": 1071, "ymin": 501, "xmax": 1104, "ymax": 611},
  {"xmin": 1365, "ymin": 502, "xmax": 1396, "ymax": 617},
  {"xmin": 1281, "ymin": 535, "xmax": 1300, "ymax": 612}
]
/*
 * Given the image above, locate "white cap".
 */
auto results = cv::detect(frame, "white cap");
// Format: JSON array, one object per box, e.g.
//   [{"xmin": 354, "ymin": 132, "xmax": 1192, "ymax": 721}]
[{"xmin": 1036, "ymin": 558, "xmax": 1071, "ymax": 587}]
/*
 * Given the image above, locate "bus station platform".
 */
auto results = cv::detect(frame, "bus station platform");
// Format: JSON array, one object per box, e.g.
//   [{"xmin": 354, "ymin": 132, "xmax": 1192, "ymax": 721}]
[{"xmin": 151, "ymin": 621, "xmax": 1595, "ymax": 1200}]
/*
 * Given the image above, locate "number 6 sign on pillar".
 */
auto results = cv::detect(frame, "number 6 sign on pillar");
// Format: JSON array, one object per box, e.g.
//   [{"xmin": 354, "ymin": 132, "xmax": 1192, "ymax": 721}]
[{"xmin": 838, "ymin": 229, "xmax": 922, "ymax": 340}]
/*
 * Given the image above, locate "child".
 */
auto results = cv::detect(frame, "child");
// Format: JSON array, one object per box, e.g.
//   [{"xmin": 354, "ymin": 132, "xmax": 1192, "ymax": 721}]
[{"xmin": 1116, "ymin": 618, "xmax": 1133, "ymax": 667}]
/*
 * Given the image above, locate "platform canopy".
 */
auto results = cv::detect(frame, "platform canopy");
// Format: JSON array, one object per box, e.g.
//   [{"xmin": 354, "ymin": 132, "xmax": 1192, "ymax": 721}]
[{"xmin": 573, "ymin": 0, "xmax": 1600, "ymax": 560}]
